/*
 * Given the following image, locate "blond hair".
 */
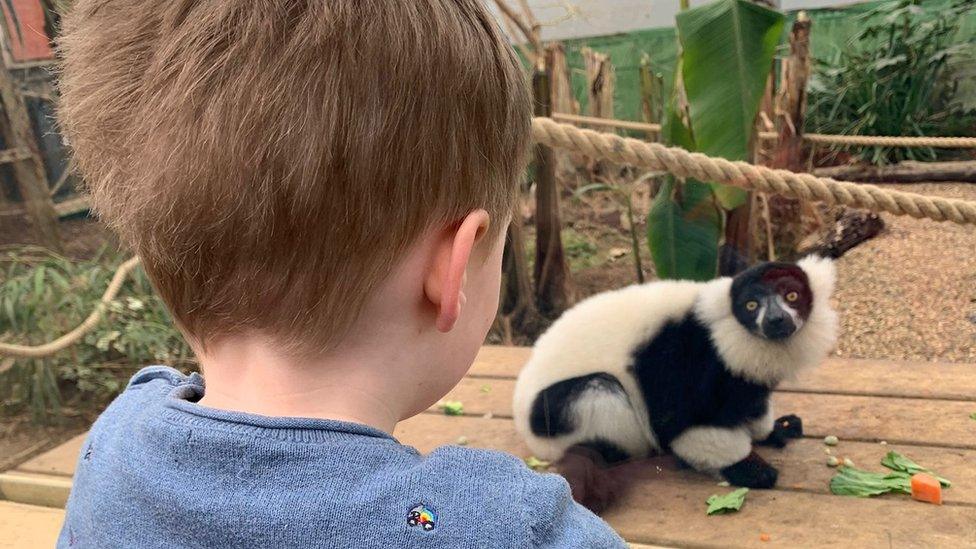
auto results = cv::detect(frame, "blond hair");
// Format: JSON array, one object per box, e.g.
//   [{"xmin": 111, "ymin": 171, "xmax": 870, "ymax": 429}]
[{"xmin": 58, "ymin": 0, "xmax": 532, "ymax": 353}]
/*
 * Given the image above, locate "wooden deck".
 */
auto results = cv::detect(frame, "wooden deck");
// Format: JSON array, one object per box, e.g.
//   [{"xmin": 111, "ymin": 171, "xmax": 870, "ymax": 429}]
[{"xmin": 3, "ymin": 346, "xmax": 976, "ymax": 547}]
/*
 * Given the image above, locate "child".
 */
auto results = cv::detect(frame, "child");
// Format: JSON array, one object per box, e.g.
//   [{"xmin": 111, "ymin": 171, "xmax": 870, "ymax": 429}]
[{"xmin": 55, "ymin": 1, "xmax": 626, "ymax": 547}]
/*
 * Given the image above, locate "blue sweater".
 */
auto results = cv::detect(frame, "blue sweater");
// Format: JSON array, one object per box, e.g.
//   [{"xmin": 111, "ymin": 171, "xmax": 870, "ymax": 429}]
[{"xmin": 59, "ymin": 367, "xmax": 626, "ymax": 548}]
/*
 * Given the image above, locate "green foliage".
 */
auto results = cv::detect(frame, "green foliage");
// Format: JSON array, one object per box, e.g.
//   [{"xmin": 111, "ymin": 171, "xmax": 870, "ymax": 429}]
[
  {"xmin": 648, "ymin": 179, "xmax": 721, "ymax": 281},
  {"xmin": 830, "ymin": 451, "xmax": 951, "ymax": 497},
  {"xmin": 677, "ymin": 0, "xmax": 785, "ymax": 209},
  {"xmin": 646, "ymin": 0, "xmax": 782, "ymax": 281},
  {"xmin": 0, "ymin": 247, "xmax": 192, "ymax": 421},
  {"xmin": 807, "ymin": 0, "xmax": 976, "ymax": 165}
]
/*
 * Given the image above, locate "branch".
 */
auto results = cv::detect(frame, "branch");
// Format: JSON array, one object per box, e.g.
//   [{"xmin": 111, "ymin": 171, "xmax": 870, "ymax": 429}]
[{"xmin": 494, "ymin": 0, "xmax": 541, "ymax": 53}]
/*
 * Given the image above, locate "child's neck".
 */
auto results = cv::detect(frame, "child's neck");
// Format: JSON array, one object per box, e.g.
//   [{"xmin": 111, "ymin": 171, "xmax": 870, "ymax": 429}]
[{"xmin": 194, "ymin": 335, "xmax": 407, "ymax": 434}]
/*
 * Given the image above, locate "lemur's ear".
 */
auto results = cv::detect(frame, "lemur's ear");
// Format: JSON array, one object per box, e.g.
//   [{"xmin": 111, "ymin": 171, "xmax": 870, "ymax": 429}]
[{"xmin": 797, "ymin": 255, "xmax": 836, "ymax": 299}]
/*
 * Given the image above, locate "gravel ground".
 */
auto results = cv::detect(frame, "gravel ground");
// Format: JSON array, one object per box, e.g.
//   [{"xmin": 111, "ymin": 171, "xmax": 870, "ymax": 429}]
[{"xmin": 833, "ymin": 183, "xmax": 976, "ymax": 363}]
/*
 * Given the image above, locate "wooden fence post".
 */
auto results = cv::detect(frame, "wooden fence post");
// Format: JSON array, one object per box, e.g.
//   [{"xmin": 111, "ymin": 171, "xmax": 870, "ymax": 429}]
[
  {"xmin": 0, "ymin": 58, "xmax": 61, "ymax": 251},
  {"xmin": 767, "ymin": 11, "xmax": 815, "ymax": 260},
  {"xmin": 532, "ymin": 64, "xmax": 572, "ymax": 317}
]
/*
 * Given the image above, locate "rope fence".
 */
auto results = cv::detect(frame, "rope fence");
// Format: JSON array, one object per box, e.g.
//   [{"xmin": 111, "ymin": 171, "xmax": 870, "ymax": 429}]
[
  {"xmin": 533, "ymin": 117, "xmax": 976, "ymax": 225},
  {"xmin": 3, "ymin": 120, "xmax": 976, "ymax": 359},
  {"xmin": 552, "ymin": 113, "xmax": 976, "ymax": 148}
]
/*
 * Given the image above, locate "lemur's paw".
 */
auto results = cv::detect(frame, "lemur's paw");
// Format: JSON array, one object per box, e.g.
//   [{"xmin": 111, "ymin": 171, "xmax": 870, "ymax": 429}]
[
  {"xmin": 720, "ymin": 452, "xmax": 778, "ymax": 489},
  {"xmin": 774, "ymin": 414, "xmax": 803, "ymax": 438},
  {"xmin": 759, "ymin": 414, "xmax": 803, "ymax": 448}
]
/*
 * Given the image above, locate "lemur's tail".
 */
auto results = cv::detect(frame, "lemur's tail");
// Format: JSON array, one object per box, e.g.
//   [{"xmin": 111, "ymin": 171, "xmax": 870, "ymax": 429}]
[{"xmin": 555, "ymin": 443, "xmax": 631, "ymax": 514}]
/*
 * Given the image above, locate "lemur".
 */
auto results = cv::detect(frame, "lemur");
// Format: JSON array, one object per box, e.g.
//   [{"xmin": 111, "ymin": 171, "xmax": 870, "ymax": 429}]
[{"xmin": 512, "ymin": 256, "xmax": 838, "ymax": 510}]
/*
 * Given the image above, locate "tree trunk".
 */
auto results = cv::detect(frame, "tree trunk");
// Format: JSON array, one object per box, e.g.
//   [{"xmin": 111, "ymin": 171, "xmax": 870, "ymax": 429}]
[
  {"xmin": 813, "ymin": 161, "xmax": 976, "ymax": 183},
  {"xmin": 765, "ymin": 12, "xmax": 813, "ymax": 261},
  {"xmin": 799, "ymin": 209, "xmax": 885, "ymax": 259},
  {"xmin": 546, "ymin": 43, "xmax": 580, "ymax": 184},
  {"xmin": 532, "ymin": 66, "xmax": 572, "ymax": 317},
  {"xmin": 0, "ymin": 58, "xmax": 61, "ymax": 251}
]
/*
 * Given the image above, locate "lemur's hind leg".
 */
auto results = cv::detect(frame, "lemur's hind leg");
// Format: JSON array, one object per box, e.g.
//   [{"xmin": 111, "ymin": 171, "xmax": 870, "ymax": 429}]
[
  {"xmin": 748, "ymin": 402, "xmax": 803, "ymax": 449},
  {"xmin": 670, "ymin": 426, "xmax": 778, "ymax": 488}
]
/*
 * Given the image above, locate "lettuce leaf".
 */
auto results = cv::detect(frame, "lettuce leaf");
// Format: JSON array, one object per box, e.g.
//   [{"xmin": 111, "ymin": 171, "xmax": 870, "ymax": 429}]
[
  {"xmin": 706, "ymin": 487, "xmax": 749, "ymax": 515},
  {"xmin": 880, "ymin": 451, "xmax": 951, "ymax": 487},
  {"xmin": 829, "ymin": 466, "xmax": 911, "ymax": 497}
]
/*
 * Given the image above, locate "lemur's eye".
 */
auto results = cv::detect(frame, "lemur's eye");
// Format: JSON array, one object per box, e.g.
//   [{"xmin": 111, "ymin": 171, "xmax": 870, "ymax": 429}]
[
  {"xmin": 745, "ymin": 301, "xmax": 759, "ymax": 312},
  {"xmin": 786, "ymin": 291, "xmax": 799, "ymax": 302}
]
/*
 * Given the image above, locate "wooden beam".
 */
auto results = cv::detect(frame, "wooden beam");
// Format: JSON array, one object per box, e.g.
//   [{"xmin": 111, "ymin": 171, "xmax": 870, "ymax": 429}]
[
  {"xmin": 0, "ymin": 57, "xmax": 61, "ymax": 251},
  {"xmin": 814, "ymin": 160, "xmax": 976, "ymax": 183},
  {"xmin": 551, "ymin": 113, "xmax": 660, "ymax": 133},
  {"xmin": 0, "ymin": 146, "xmax": 30, "ymax": 164}
]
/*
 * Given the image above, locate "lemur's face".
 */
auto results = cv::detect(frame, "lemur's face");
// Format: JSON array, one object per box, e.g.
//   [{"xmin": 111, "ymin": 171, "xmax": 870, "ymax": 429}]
[{"xmin": 729, "ymin": 262, "xmax": 813, "ymax": 341}]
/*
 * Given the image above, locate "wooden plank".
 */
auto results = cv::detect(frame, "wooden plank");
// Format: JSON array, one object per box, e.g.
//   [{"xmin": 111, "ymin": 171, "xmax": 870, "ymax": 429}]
[
  {"xmin": 603, "ymin": 476, "xmax": 976, "ymax": 548},
  {"xmin": 398, "ymin": 415, "xmax": 976, "ymax": 548},
  {"xmin": 432, "ymin": 378, "xmax": 976, "ymax": 449},
  {"xmin": 469, "ymin": 346, "xmax": 976, "ymax": 401},
  {"xmin": 401, "ymin": 414, "xmax": 976, "ymax": 505},
  {"xmin": 0, "ymin": 502, "xmax": 64, "ymax": 549},
  {"xmin": 0, "ymin": 472, "xmax": 71, "ymax": 508},
  {"xmin": 15, "ymin": 433, "xmax": 85, "ymax": 478}
]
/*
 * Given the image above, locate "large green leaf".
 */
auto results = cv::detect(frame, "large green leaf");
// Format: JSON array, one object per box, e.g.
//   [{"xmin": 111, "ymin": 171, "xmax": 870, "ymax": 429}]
[
  {"xmin": 647, "ymin": 177, "xmax": 721, "ymax": 281},
  {"xmin": 677, "ymin": 0, "xmax": 784, "ymax": 209}
]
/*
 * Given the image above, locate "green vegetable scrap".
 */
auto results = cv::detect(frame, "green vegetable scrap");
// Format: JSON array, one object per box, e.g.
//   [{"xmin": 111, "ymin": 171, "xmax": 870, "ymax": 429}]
[
  {"xmin": 706, "ymin": 488, "xmax": 749, "ymax": 515},
  {"xmin": 480, "ymin": 385, "xmax": 492, "ymax": 393},
  {"xmin": 970, "ymin": 412, "xmax": 976, "ymax": 421},
  {"xmin": 829, "ymin": 451, "xmax": 951, "ymax": 497},
  {"xmin": 829, "ymin": 466, "xmax": 911, "ymax": 497},
  {"xmin": 524, "ymin": 456, "xmax": 551, "ymax": 471},
  {"xmin": 881, "ymin": 451, "xmax": 951, "ymax": 487},
  {"xmin": 439, "ymin": 401, "xmax": 464, "ymax": 416}
]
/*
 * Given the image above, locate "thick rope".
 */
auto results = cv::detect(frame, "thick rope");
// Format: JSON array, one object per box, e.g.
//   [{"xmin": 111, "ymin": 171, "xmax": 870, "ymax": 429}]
[
  {"xmin": 553, "ymin": 113, "xmax": 976, "ymax": 148},
  {"xmin": 4, "ymin": 122, "xmax": 976, "ymax": 359},
  {"xmin": 0, "ymin": 256, "xmax": 142, "ymax": 358},
  {"xmin": 533, "ymin": 117, "xmax": 976, "ymax": 225}
]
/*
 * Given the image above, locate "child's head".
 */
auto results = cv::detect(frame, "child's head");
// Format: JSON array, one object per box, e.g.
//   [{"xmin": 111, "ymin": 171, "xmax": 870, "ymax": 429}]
[{"xmin": 58, "ymin": 1, "xmax": 532, "ymax": 414}]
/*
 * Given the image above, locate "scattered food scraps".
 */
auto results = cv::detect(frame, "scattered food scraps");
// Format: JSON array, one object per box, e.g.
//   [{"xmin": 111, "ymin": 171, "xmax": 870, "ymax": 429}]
[
  {"xmin": 880, "ymin": 441, "xmax": 888, "ymax": 446},
  {"xmin": 456, "ymin": 436, "xmax": 469, "ymax": 446},
  {"xmin": 480, "ymin": 385, "xmax": 492, "ymax": 393},
  {"xmin": 827, "ymin": 456, "xmax": 840, "ymax": 467},
  {"xmin": 970, "ymin": 412, "xmax": 976, "ymax": 421},
  {"xmin": 706, "ymin": 488, "xmax": 749, "ymax": 515},
  {"xmin": 524, "ymin": 456, "xmax": 551, "ymax": 471},
  {"xmin": 910, "ymin": 473, "xmax": 943, "ymax": 505},
  {"xmin": 881, "ymin": 451, "xmax": 951, "ymax": 487},
  {"xmin": 759, "ymin": 533, "xmax": 771, "ymax": 542},
  {"xmin": 439, "ymin": 401, "xmax": 464, "ymax": 416},
  {"xmin": 717, "ymin": 481, "xmax": 730, "ymax": 487},
  {"xmin": 824, "ymin": 435, "xmax": 839, "ymax": 446},
  {"xmin": 843, "ymin": 458, "xmax": 856, "ymax": 468},
  {"xmin": 829, "ymin": 451, "xmax": 951, "ymax": 499},
  {"xmin": 482, "ymin": 412, "xmax": 494, "ymax": 420}
]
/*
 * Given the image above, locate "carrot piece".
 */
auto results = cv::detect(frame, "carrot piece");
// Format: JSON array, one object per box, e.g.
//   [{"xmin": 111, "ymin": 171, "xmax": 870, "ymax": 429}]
[
  {"xmin": 759, "ymin": 533, "xmax": 771, "ymax": 542},
  {"xmin": 911, "ymin": 473, "xmax": 942, "ymax": 505}
]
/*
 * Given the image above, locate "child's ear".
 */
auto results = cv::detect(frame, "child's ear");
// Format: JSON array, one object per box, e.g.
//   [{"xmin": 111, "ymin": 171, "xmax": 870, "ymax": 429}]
[{"xmin": 424, "ymin": 209, "xmax": 491, "ymax": 332}]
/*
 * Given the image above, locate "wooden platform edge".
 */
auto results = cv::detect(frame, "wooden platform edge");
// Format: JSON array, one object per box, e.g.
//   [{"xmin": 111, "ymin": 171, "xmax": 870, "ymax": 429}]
[{"xmin": 0, "ymin": 472, "xmax": 71, "ymax": 509}]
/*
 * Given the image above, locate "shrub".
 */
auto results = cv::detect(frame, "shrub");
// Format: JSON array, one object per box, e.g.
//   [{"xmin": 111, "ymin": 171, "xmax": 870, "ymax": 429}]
[
  {"xmin": 807, "ymin": 0, "xmax": 976, "ymax": 165},
  {"xmin": 0, "ymin": 247, "xmax": 192, "ymax": 421}
]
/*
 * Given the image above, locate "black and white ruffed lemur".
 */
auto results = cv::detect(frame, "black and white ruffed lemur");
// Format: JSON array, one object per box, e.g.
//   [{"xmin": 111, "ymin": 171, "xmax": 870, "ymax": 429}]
[{"xmin": 512, "ymin": 256, "xmax": 838, "ymax": 510}]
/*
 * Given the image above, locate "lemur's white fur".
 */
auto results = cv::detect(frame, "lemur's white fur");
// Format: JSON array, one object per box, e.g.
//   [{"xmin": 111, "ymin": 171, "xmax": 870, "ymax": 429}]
[
  {"xmin": 671, "ymin": 426, "xmax": 752, "ymax": 471},
  {"xmin": 512, "ymin": 256, "xmax": 838, "ymax": 464}
]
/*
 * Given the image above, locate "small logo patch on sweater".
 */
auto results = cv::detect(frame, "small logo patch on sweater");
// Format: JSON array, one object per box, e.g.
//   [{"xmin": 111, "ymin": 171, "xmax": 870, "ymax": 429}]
[{"xmin": 407, "ymin": 504, "xmax": 437, "ymax": 531}]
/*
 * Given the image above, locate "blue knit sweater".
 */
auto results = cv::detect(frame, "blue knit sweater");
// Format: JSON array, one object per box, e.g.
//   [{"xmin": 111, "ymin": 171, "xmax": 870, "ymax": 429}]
[{"xmin": 58, "ymin": 366, "xmax": 626, "ymax": 548}]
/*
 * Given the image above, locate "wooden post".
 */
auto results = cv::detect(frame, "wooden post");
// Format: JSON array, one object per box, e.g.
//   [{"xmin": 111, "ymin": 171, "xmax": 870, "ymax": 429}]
[
  {"xmin": 0, "ymin": 58, "xmax": 60, "ymax": 251},
  {"xmin": 547, "ymin": 43, "xmax": 579, "ymax": 183},
  {"xmin": 639, "ymin": 55, "xmax": 664, "ymax": 143},
  {"xmin": 582, "ymin": 48, "xmax": 616, "ymax": 177},
  {"xmin": 532, "ymin": 65, "xmax": 572, "ymax": 317},
  {"xmin": 766, "ymin": 11, "xmax": 813, "ymax": 260}
]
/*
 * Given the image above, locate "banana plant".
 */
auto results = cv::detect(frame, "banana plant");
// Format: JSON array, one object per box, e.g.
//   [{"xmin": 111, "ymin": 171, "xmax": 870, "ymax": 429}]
[{"xmin": 647, "ymin": 0, "xmax": 784, "ymax": 281}]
